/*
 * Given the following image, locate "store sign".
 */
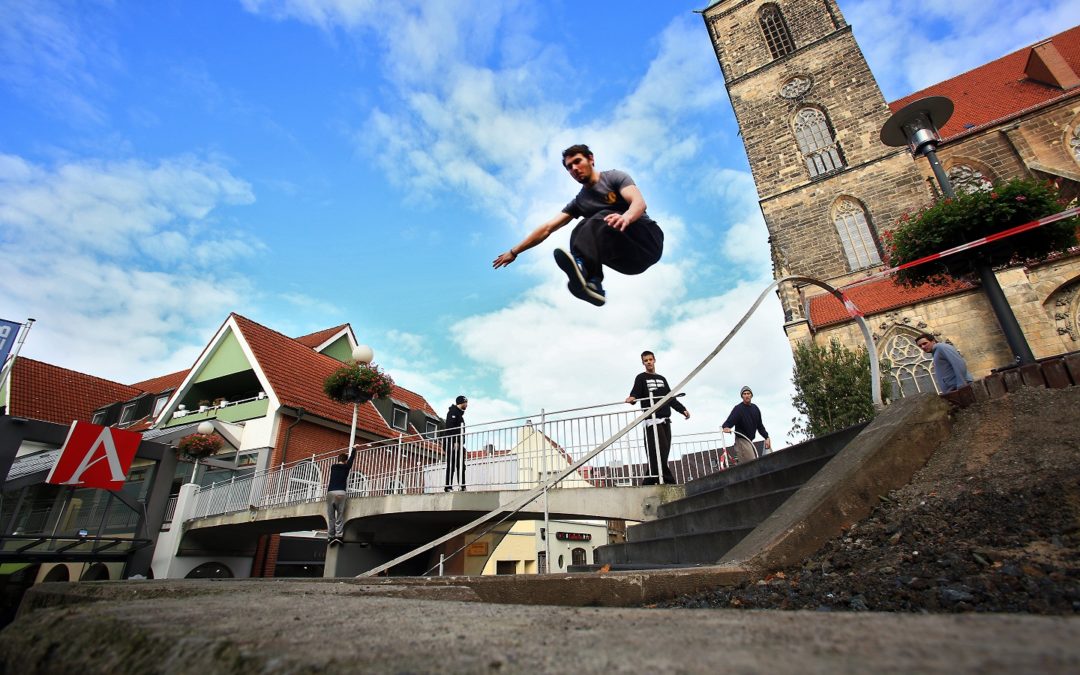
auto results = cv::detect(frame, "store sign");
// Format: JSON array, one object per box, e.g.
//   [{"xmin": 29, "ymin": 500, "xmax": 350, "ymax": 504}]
[
  {"xmin": 555, "ymin": 531, "xmax": 591, "ymax": 542},
  {"xmin": 0, "ymin": 319, "xmax": 20, "ymax": 365},
  {"xmin": 46, "ymin": 421, "xmax": 142, "ymax": 491},
  {"xmin": 466, "ymin": 541, "xmax": 489, "ymax": 556}
]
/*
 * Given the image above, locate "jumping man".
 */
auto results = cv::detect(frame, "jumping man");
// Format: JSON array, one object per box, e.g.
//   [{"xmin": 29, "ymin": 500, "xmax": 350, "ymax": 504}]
[{"xmin": 492, "ymin": 144, "xmax": 664, "ymax": 306}]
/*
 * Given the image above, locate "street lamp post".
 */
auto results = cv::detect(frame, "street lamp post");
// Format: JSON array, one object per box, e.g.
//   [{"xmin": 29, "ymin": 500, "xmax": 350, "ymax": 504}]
[
  {"xmin": 348, "ymin": 345, "xmax": 374, "ymax": 450},
  {"xmin": 881, "ymin": 96, "xmax": 1036, "ymax": 366}
]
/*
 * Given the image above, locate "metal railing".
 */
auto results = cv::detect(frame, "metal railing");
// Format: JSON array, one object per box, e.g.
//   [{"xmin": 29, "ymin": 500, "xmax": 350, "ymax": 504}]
[{"xmin": 188, "ymin": 399, "xmax": 757, "ymax": 522}]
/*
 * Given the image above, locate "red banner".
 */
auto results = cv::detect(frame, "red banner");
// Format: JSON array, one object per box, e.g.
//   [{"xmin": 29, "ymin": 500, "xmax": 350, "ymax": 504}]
[{"xmin": 46, "ymin": 421, "xmax": 142, "ymax": 491}]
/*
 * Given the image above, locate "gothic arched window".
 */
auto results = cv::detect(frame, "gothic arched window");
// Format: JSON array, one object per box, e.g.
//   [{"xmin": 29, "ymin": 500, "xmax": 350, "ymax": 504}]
[
  {"xmin": 832, "ymin": 197, "xmax": 881, "ymax": 270},
  {"xmin": 1070, "ymin": 123, "xmax": 1080, "ymax": 165},
  {"xmin": 948, "ymin": 164, "xmax": 993, "ymax": 194},
  {"xmin": 759, "ymin": 4, "xmax": 795, "ymax": 59},
  {"xmin": 794, "ymin": 107, "xmax": 845, "ymax": 177},
  {"xmin": 882, "ymin": 332, "xmax": 938, "ymax": 398}
]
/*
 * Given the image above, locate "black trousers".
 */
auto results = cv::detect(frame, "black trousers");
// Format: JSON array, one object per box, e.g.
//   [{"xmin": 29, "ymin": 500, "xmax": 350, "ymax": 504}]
[
  {"xmin": 569, "ymin": 210, "xmax": 663, "ymax": 282},
  {"xmin": 643, "ymin": 420, "xmax": 676, "ymax": 484},
  {"xmin": 444, "ymin": 438, "xmax": 465, "ymax": 488}
]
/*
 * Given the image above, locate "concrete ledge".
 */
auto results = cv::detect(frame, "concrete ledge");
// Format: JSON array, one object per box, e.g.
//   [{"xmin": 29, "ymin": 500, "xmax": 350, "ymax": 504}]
[{"xmin": 721, "ymin": 393, "xmax": 952, "ymax": 572}]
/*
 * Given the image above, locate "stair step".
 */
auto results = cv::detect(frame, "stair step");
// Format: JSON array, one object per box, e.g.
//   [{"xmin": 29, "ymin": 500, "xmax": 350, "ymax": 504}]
[
  {"xmin": 659, "ymin": 455, "xmax": 831, "ymax": 519},
  {"xmin": 595, "ymin": 527, "xmax": 756, "ymax": 566},
  {"xmin": 683, "ymin": 422, "xmax": 865, "ymax": 497},
  {"xmin": 629, "ymin": 487, "xmax": 797, "ymax": 542}
]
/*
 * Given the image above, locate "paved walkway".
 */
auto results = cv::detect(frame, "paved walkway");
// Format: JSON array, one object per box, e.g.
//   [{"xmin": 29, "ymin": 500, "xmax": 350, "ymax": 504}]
[{"xmin": 2, "ymin": 579, "xmax": 1077, "ymax": 674}]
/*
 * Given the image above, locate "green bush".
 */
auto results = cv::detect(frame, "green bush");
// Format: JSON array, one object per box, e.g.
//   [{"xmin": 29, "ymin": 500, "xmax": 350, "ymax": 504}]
[
  {"xmin": 791, "ymin": 339, "xmax": 890, "ymax": 440},
  {"xmin": 885, "ymin": 178, "xmax": 1077, "ymax": 287}
]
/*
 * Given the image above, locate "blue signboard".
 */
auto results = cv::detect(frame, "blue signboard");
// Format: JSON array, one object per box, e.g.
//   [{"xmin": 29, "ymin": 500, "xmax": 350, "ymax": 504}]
[{"xmin": 0, "ymin": 319, "xmax": 21, "ymax": 366}]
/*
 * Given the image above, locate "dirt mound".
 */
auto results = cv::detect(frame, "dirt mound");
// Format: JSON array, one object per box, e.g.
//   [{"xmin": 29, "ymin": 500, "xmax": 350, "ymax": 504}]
[{"xmin": 664, "ymin": 386, "xmax": 1080, "ymax": 613}]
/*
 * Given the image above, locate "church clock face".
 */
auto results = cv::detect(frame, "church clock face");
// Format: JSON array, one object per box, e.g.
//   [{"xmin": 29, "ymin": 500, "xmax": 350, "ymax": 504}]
[{"xmin": 779, "ymin": 75, "xmax": 812, "ymax": 100}]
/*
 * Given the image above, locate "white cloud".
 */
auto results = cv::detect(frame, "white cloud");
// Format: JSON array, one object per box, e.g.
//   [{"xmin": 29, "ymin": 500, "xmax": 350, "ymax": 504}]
[
  {"xmin": 845, "ymin": 0, "xmax": 1080, "ymax": 98},
  {"xmin": 0, "ymin": 154, "xmax": 261, "ymax": 382}
]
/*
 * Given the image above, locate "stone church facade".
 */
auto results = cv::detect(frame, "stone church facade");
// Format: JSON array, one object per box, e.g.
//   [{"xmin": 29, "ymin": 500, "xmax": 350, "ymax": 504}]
[{"xmin": 701, "ymin": 0, "xmax": 1080, "ymax": 397}]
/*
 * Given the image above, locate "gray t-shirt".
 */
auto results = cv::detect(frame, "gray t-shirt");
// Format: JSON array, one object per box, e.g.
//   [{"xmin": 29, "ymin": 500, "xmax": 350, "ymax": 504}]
[{"xmin": 562, "ymin": 170, "xmax": 648, "ymax": 220}]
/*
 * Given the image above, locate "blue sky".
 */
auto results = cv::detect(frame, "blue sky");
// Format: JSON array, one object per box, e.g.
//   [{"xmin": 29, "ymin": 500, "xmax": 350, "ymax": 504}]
[{"xmin": 2, "ymin": 0, "xmax": 1078, "ymax": 441}]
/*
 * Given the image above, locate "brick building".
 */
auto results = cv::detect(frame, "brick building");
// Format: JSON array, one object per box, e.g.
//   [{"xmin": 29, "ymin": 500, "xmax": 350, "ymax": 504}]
[{"xmin": 701, "ymin": 0, "xmax": 1080, "ymax": 396}]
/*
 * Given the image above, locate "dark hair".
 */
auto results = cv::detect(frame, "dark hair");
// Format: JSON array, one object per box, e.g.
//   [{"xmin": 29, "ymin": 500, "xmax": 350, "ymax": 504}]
[
  {"xmin": 561, "ymin": 144, "xmax": 593, "ymax": 166},
  {"xmin": 337, "ymin": 453, "xmax": 348, "ymax": 463},
  {"xmin": 640, "ymin": 350, "xmax": 654, "ymax": 359},
  {"xmin": 915, "ymin": 333, "xmax": 936, "ymax": 344}
]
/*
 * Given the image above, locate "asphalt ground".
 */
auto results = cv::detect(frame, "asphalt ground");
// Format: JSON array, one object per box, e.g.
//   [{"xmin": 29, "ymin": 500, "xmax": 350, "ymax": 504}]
[{"xmin": 1, "ymin": 579, "xmax": 1078, "ymax": 674}]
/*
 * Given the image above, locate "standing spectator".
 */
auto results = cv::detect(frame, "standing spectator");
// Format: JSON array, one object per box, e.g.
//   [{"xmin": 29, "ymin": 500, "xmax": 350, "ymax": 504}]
[
  {"xmin": 444, "ymin": 395, "xmax": 468, "ymax": 492},
  {"xmin": 326, "ymin": 444, "xmax": 356, "ymax": 546},
  {"xmin": 626, "ymin": 351, "xmax": 690, "ymax": 485},
  {"xmin": 722, "ymin": 386, "xmax": 771, "ymax": 465},
  {"xmin": 916, "ymin": 333, "xmax": 974, "ymax": 393}
]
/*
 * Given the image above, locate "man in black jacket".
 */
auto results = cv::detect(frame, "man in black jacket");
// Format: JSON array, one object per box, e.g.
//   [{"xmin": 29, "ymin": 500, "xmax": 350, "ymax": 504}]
[
  {"xmin": 722, "ymin": 386, "xmax": 771, "ymax": 465},
  {"xmin": 443, "ymin": 395, "xmax": 468, "ymax": 492},
  {"xmin": 326, "ymin": 444, "xmax": 357, "ymax": 546},
  {"xmin": 626, "ymin": 351, "xmax": 689, "ymax": 485}
]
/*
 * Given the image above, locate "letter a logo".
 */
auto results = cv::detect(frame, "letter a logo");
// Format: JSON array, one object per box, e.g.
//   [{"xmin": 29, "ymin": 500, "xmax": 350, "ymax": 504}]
[{"xmin": 46, "ymin": 421, "xmax": 142, "ymax": 491}]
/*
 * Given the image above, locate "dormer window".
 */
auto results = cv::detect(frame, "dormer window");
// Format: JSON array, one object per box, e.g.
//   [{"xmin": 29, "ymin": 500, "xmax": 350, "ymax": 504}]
[
  {"xmin": 118, "ymin": 402, "xmax": 136, "ymax": 426},
  {"xmin": 92, "ymin": 410, "xmax": 107, "ymax": 425},
  {"xmin": 152, "ymin": 394, "xmax": 170, "ymax": 419},
  {"xmin": 425, "ymin": 419, "xmax": 439, "ymax": 437},
  {"xmin": 391, "ymin": 406, "xmax": 408, "ymax": 431}
]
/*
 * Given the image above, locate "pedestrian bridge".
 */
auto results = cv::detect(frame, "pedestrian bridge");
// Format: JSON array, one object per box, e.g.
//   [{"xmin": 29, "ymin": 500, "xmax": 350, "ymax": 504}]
[{"xmin": 172, "ymin": 400, "xmax": 740, "ymax": 563}]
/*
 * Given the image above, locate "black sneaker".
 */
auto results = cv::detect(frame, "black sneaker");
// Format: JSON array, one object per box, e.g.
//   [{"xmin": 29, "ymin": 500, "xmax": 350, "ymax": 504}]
[{"xmin": 554, "ymin": 249, "xmax": 606, "ymax": 306}]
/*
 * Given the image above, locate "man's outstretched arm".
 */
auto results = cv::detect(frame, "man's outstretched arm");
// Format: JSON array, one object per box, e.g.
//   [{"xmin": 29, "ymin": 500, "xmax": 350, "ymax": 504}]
[{"xmin": 493, "ymin": 212, "xmax": 574, "ymax": 268}]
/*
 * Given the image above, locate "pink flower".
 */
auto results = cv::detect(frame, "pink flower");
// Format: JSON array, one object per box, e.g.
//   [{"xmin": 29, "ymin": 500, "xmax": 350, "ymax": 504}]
[{"xmin": 1015, "ymin": 195, "xmax": 1027, "ymax": 202}]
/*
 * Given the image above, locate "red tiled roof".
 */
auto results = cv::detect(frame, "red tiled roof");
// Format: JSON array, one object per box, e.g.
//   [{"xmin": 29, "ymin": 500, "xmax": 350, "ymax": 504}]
[
  {"xmin": 889, "ymin": 26, "xmax": 1080, "ymax": 141},
  {"xmin": 391, "ymin": 384, "xmax": 439, "ymax": 418},
  {"xmin": 7, "ymin": 358, "xmax": 145, "ymax": 425},
  {"xmin": 808, "ymin": 277, "xmax": 975, "ymax": 328},
  {"xmin": 293, "ymin": 324, "xmax": 349, "ymax": 349},
  {"xmin": 231, "ymin": 314, "xmax": 396, "ymax": 437},
  {"xmin": 129, "ymin": 369, "xmax": 188, "ymax": 394}
]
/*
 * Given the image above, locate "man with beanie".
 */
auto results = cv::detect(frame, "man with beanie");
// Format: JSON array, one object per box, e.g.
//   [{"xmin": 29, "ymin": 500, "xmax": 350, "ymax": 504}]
[
  {"xmin": 722, "ymin": 386, "xmax": 771, "ymax": 465},
  {"xmin": 626, "ymin": 351, "xmax": 690, "ymax": 485},
  {"xmin": 443, "ymin": 395, "xmax": 468, "ymax": 492}
]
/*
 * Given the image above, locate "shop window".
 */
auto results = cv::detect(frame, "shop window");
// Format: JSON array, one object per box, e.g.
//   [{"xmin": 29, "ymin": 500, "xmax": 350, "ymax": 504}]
[{"xmin": 571, "ymin": 547, "xmax": 588, "ymax": 566}]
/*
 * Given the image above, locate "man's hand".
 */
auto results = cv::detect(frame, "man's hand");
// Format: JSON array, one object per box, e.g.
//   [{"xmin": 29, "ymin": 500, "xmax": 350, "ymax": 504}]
[
  {"xmin": 722, "ymin": 427, "xmax": 732, "ymax": 433},
  {"xmin": 764, "ymin": 438, "xmax": 772, "ymax": 450},
  {"xmin": 625, "ymin": 396, "xmax": 636, "ymax": 404},
  {"xmin": 682, "ymin": 409, "xmax": 690, "ymax": 420},
  {"xmin": 492, "ymin": 250, "xmax": 517, "ymax": 268},
  {"xmin": 603, "ymin": 212, "xmax": 631, "ymax": 231}
]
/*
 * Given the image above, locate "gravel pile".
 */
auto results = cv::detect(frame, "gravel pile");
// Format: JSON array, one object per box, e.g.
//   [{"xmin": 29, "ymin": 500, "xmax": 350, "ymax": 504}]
[{"xmin": 664, "ymin": 386, "xmax": 1080, "ymax": 614}]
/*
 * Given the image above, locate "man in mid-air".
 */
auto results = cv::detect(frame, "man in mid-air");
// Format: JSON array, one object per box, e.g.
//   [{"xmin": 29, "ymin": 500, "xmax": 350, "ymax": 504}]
[{"xmin": 492, "ymin": 144, "xmax": 664, "ymax": 306}]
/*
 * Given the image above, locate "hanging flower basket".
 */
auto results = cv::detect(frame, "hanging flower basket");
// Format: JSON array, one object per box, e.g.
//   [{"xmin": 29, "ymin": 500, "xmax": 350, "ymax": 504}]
[
  {"xmin": 885, "ymin": 178, "xmax": 1078, "ymax": 287},
  {"xmin": 177, "ymin": 433, "xmax": 224, "ymax": 459},
  {"xmin": 324, "ymin": 362, "xmax": 394, "ymax": 404}
]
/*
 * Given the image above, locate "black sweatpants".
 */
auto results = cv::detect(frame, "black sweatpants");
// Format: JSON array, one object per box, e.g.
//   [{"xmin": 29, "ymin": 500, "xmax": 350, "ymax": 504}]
[
  {"xmin": 569, "ymin": 210, "xmax": 663, "ymax": 282},
  {"xmin": 444, "ymin": 438, "xmax": 465, "ymax": 489},
  {"xmin": 643, "ymin": 420, "xmax": 677, "ymax": 484}
]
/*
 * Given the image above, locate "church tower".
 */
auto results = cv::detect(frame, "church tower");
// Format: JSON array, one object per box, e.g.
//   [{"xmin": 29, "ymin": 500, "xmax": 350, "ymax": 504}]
[{"xmin": 701, "ymin": 0, "xmax": 929, "ymax": 339}]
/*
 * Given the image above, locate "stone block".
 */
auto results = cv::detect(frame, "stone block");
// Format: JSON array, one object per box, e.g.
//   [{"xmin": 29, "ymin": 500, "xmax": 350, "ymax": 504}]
[
  {"xmin": 1002, "ymin": 369, "xmax": 1024, "ymax": 392},
  {"xmin": 984, "ymin": 373, "xmax": 1007, "ymax": 398},
  {"xmin": 1020, "ymin": 364, "xmax": 1046, "ymax": 388},
  {"xmin": 970, "ymin": 379, "xmax": 990, "ymax": 402},
  {"xmin": 1041, "ymin": 359, "xmax": 1071, "ymax": 389},
  {"xmin": 1064, "ymin": 352, "xmax": 1080, "ymax": 385}
]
